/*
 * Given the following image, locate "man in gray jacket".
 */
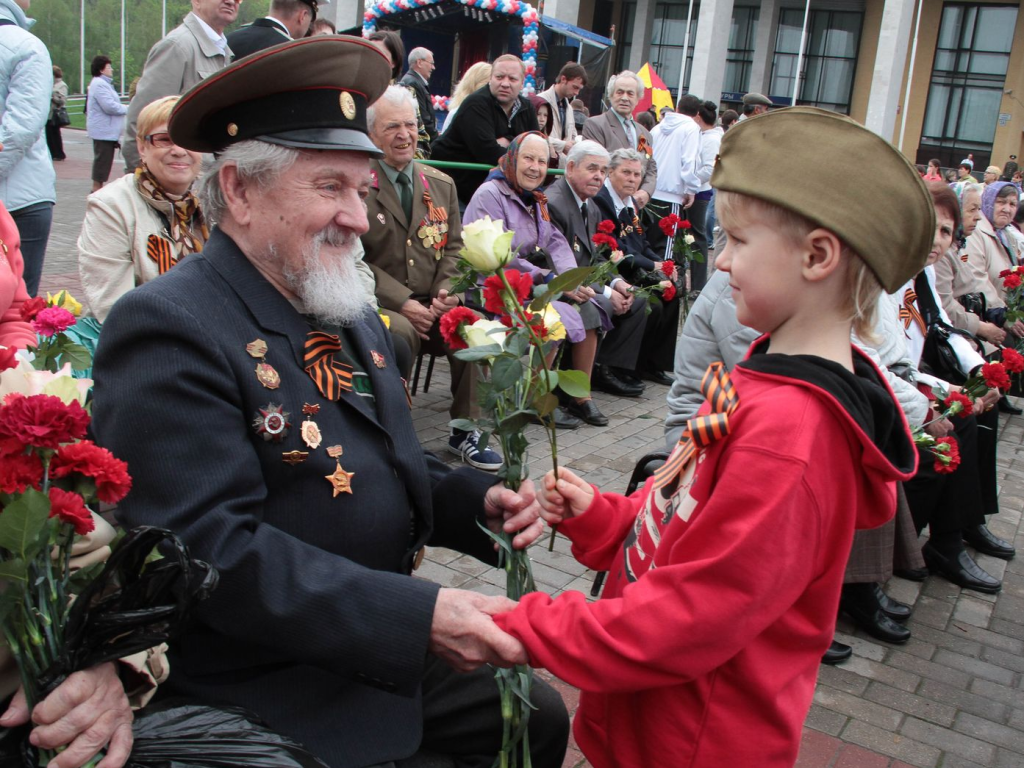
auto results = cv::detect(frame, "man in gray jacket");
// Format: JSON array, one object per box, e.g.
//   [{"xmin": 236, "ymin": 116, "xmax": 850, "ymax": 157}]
[{"xmin": 120, "ymin": 0, "xmax": 238, "ymax": 171}]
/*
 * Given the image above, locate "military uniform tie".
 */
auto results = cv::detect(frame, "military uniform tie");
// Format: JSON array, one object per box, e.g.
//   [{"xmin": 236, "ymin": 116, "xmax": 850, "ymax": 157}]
[{"xmin": 395, "ymin": 172, "xmax": 413, "ymax": 224}]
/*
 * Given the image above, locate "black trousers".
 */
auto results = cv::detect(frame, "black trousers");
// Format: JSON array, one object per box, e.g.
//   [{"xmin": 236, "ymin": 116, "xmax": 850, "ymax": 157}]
[
  {"xmin": 384, "ymin": 655, "xmax": 569, "ymax": 768},
  {"xmin": 904, "ymin": 414, "xmax": 986, "ymax": 536},
  {"xmin": 975, "ymin": 406, "xmax": 1000, "ymax": 517},
  {"xmin": 45, "ymin": 121, "xmax": 65, "ymax": 160},
  {"xmin": 596, "ymin": 296, "xmax": 647, "ymax": 370},
  {"xmin": 638, "ymin": 295, "xmax": 679, "ymax": 373},
  {"xmin": 687, "ymin": 196, "xmax": 710, "ymax": 292}
]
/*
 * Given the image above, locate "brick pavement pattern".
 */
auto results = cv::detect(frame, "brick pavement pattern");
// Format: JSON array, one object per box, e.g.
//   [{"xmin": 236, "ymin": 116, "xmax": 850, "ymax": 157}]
[{"xmin": 43, "ymin": 132, "xmax": 1024, "ymax": 768}]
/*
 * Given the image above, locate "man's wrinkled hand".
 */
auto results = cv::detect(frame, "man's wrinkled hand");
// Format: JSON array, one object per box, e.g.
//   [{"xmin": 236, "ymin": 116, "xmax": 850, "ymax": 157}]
[
  {"xmin": 429, "ymin": 589, "xmax": 527, "ymax": 671},
  {"xmin": 0, "ymin": 662, "xmax": 133, "ymax": 768},
  {"xmin": 401, "ymin": 299, "xmax": 435, "ymax": 339},
  {"xmin": 483, "ymin": 478, "xmax": 543, "ymax": 550},
  {"xmin": 430, "ymin": 289, "xmax": 460, "ymax": 318}
]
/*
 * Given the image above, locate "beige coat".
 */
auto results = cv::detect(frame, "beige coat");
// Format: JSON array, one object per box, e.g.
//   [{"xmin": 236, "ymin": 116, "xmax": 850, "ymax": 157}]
[
  {"xmin": 0, "ymin": 514, "xmax": 168, "ymax": 706},
  {"xmin": 965, "ymin": 215, "xmax": 1022, "ymax": 308},
  {"xmin": 537, "ymin": 86, "xmax": 577, "ymax": 158},
  {"xmin": 932, "ymin": 247, "xmax": 986, "ymax": 335}
]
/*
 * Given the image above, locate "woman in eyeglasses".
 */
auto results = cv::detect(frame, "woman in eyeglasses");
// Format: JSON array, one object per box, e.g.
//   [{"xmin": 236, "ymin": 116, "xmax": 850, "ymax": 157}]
[{"xmin": 78, "ymin": 95, "xmax": 207, "ymax": 322}]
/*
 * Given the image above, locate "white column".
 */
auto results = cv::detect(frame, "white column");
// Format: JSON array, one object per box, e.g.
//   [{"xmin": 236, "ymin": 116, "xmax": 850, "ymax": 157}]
[
  {"xmin": 628, "ymin": 0, "xmax": 658, "ymax": 73},
  {"xmin": 865, "ymin": 0, "xmax": 917, "ymax": 139},
  {"xmin": 542, "ymin": 0, "xmax": 582, "ymax": 25},
  {"xmin": 748, "ymin": 0, "xmax": 780, "ymax": 94},
  {"xmin": 329, "ymin": 0, "xmax": 364, "ymax": 33},
  {"xmin": 687, "ymin": 0, "xmax": 735, "ymax": 102}
]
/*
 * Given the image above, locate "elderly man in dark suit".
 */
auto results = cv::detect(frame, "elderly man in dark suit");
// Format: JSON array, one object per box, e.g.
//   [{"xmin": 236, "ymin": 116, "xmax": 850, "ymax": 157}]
[
  {"xmin": 362, "ymin": 84, "xmax": 501, "ymax": 470},
  {"xmin": 398, "ymin": 47, "xmax": 437, "ymax": 154},
  {"xmin": 91, "ymin": 37, "xmax": 568, "ymax": 768},
  {"xmin": 546, "ymin": 140, "xmax": 650, "ymax": 415},
  {"xmin": 581, "ymin": 70, "xmax": 657, "ymax": 208},
  {"xmin": 227, "ymin": 0, "xmax": 323, "ymax": 59}
]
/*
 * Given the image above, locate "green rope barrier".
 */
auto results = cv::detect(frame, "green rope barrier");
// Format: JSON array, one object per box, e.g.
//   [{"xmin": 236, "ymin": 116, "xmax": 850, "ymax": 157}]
[{"xmin": 420, "ymin": 159, "xmax": 564, "ymax": 176}]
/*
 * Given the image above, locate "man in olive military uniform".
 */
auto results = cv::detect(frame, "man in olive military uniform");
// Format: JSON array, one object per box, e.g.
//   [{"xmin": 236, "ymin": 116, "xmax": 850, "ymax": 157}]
[
  {"xmin": 91, "ymin": 36, "xmax": 568, "ymax": 768},
  {"xmin": 362, "ymin": 85, "xmax": 502, "ymax": 471}
]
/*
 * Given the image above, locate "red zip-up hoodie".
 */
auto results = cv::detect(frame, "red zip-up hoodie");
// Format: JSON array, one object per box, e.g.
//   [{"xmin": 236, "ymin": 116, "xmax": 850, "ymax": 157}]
[{"xmin": 497, "ymin": 342, "xmax": 917, "ymax": 768}]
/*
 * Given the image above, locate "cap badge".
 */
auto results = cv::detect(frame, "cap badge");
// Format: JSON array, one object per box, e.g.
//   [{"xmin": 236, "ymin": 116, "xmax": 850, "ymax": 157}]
[
  {"xmin": 226, "ymin": 123, "xmax": 239, "ymax": 137},
  {"xmin": 339, "ymin": 91, "xmax": 357, "ymax": 120}
]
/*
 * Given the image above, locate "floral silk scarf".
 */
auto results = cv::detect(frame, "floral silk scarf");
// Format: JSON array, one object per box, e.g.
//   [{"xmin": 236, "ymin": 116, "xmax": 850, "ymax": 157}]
[{"xmin": 134, "ymin": 166, "xmax": 209, "ymax": 256}]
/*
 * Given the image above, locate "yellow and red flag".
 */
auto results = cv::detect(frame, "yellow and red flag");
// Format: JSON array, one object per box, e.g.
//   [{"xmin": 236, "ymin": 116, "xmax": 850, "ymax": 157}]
[{"xmin": 634, "ymin": 63, "xmax": 674, "ymax": 120}]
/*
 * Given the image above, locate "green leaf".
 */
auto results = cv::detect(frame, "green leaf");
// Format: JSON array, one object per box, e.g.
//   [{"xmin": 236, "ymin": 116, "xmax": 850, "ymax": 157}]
[
  {"xmin": 0, "ymin": 490, "xmax": 51, "ymax": 560},
  {"xmin": 491, "ymin": 357, "xmax": 524, "ymax": 391},
  {"xmin": 453, "ymin": 344, "xmax": 504, "ymax": 362},
  {"xmin": 495, "ymin": 410, "xmax": 535, "ymax": 437},
  {"xmin": 60, "ymin": 342, "xmax": 92, "ymax": 372},
  {"xmin": 540, "ymin": 370, "xmax": 558, "ymax": 394},
  {"xmin": 0, "ymin": 559, "xmax": 28, "ymax": 585},
  {"xmin": 556, "ymin": 369, "xmax": 591, "ymax": 398},
  {"xmin": 475, "ymin": 520, "xmax": 513, "ymax": 555},
  {"xmin": 528, "ymin": 267, "xmax": 597, "ymax": 310},
  {"xmin": 67, "ymin": 560, "xmax": 105, "ymax": 594},
  {"xmin": 533, "ymin": 392, "xmax": 558, "ymax": 418}
]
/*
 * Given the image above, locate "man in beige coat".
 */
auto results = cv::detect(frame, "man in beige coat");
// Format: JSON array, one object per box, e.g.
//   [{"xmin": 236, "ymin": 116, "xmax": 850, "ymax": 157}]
[
  {"xmin": 362, "ymin": 86, "xmax": 501, "ymax": 471},
  {"xmin": 537, "ymin": 62, "xmax": 585, "ymax": 162},
  {"xmin": 120, "ymin": 0, "xmax": 238, "ymax": 171}
]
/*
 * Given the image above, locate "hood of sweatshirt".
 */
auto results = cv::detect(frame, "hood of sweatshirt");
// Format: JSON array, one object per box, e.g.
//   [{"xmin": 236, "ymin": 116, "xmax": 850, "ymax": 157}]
[
  {"xmin": 654, "ymin": 112, "xmax": 690, "ymax": 136},
  {"xmin": 0, "ymin": 0, "xmax": 33, "ymax": 29},
  {"xmin": 737, "ymin": 336, "xmax": 917, "ymax": 530}
]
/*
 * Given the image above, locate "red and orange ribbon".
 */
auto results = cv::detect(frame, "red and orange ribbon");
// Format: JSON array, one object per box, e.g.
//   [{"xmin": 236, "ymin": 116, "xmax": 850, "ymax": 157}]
[
  {"xmin": 303, "ymin": 332, "xmax": 353, "ymax": 401},
  {"xmin": 899, "ymin": 287, "xmax": 926, "ymax": 334}
]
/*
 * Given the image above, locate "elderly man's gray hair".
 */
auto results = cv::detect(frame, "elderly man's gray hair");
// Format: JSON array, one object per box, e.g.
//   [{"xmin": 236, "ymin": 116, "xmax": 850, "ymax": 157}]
[
  {"xmin": 367, "ymin": 84, "xmax": 417, "ymax": 133},
  {"xmin": 608, "ymin": 147, "xmax": 646, "ymax": 173},
  {"xmin": 195, "ymin": 140, "xmax": 300, "ymax": 224},
  {"xmin": 605, "ymin": 71, "xmax": 645, "ymax": 102},
  {"xmin": 566, "ymin": 140, "xmax": 610, "ymax": 168},
  {"xmin": 408, "ymin": 47, "xmax": 432, "ymax": 65}
]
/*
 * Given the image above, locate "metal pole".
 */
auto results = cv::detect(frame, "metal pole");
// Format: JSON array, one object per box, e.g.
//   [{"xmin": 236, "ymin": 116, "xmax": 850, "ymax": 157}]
[
  {"xmin": 162, "ymin": 0, "xmax": 167, "ymax": 37},
  {"xmin": 791, "ymin": 0, "xmax": 811, "ymax": 107},
  {"xmin": 79, "ymin": 0, "xmax": 85, "ymax": 94},
  {"xmin": 119, "ymin": 0, "xmax": 125, "ymax": 94},
  {"xmin": 676, "ymin": 0, "xmax": 695, "ymax": 101},
  {"xmin": 898, "ymin": 0, "xmax": 925, "ymax": 151}
]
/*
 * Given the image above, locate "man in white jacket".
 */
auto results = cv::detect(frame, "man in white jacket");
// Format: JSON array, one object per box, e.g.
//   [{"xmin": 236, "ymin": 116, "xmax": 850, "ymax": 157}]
[{"xmin": 647, "ymin": 94, "xmax": 701, "ymax": 265}]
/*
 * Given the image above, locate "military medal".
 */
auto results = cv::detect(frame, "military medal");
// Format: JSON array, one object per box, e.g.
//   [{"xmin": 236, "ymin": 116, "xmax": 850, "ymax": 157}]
[
  {"xmin": 282, "ymin": 450, "xmax": 308, "ymax": 465},
  {"xmin": 326, "ymin": 445, "xmax": 344, "ymax": 458},
  {"xmin": 253, "ymin": 404, "xmax": 291, "ymax": 442},
  {"xmin": 370, "ymin": 350, "xmax": 386, "ymax": 369},
  {"xmin": 325, "ymin": 460, "xmax": 355, "ymax": 497},
  {"xmin": 300, "ymin": 403, "xmax": 322, "ymax": 450},
  {"xmin": 247, "ymin": 338, "xmax": 281, "ymax": 390},
  {"xmin": 418, "ymin": 172, "xmax": 449, "ymax": 260},
  {"xmin": 377, "ymin": 213, "xmax": 386, "ymax": 225}
]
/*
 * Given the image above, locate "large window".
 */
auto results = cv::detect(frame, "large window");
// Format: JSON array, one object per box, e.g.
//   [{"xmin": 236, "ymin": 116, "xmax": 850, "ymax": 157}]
[
  {"xmin": 723, "ymin": 6, "xmax": 759, "ymax": 94},
  {"xmin": 616, "ymin": 0, "xmax": 700, "ymax": 98},
  {"xmin": 920, "ymin": 3, "xmax": 1018, "ymax": 165},
  {"xmin": 770, "ymin": 9, "xmax": 862, "ymax": 113}
]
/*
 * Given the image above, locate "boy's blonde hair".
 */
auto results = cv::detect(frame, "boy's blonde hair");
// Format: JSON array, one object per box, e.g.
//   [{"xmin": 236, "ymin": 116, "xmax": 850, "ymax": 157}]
[{"xmin": 716, "ymin": 190, "xmax": 882, "ymax": 341}]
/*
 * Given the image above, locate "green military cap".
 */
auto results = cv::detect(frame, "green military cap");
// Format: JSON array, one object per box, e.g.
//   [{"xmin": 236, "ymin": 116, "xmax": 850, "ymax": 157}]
[
  {"xmin": 711, "ymin": 106, "xmax": 934, "ymax": 293},
  {"xmin": 169, "ymin": 36, "xmax": 389, "ymax": 156},
  {"xmin": 741, "ymin": 92, "xmax": 772, "ymax": 107},
  {"xmin": 299, "ymin": 0, "xmax": 327, "ymax": 19}
]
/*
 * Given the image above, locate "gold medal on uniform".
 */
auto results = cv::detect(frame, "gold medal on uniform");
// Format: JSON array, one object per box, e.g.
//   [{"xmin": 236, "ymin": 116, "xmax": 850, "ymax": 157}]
[
  {"xmin": 247, "ymin": 338, "xmax": 280, "ymax": 390},
  {"xmin": 282, "ymin": 450, "xmax": 308, "ymax": 465},
  {"xmin": 418, "ymin": 173, "xmax": 449, "ymax": 261},
  {"xmin": 325, "ymin": 460, "xmax": 355, "ymax": 497},
  {"xmin": 326, "ymin": 445, "xmax": 344, "ymax": 458},
  {"xmin": 300, "ymin": 403, "xmax": 322, "ymax": 450},
  {"xmin": 370, "ymin": 350, "xmax": 386, "ymax": 369}
]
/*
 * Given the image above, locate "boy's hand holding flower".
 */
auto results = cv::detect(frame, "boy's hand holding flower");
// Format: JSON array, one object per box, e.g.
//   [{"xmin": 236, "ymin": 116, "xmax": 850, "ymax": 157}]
[{"xmin": 539, "ymin": 468, "xmax": 595, "ymax": 524}]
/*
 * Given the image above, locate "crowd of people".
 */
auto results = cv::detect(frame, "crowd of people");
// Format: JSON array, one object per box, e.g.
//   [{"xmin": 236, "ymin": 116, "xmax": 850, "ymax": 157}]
[{"xmin": 0, "ymin": 1, "xmax": 1023, "ymax": 767}]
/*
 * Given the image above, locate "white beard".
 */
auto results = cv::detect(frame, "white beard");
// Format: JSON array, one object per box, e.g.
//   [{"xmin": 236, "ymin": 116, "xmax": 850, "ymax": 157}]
[{"xmin": 283, "ymin": 225, "xmax": 372, "ymax": 327}]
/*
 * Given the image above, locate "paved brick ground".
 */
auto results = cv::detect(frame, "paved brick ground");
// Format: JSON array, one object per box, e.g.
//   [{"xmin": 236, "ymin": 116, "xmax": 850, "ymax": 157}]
[{"xmin": 43, "ymin": 133, "xmax": 1024, "ymax": 768}]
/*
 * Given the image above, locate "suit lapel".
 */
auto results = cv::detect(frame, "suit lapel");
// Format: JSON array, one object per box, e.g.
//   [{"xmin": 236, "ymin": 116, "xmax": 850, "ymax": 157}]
[{"xmin": 607, "ymin": 112, "xmax": 630, "ymax": 150}]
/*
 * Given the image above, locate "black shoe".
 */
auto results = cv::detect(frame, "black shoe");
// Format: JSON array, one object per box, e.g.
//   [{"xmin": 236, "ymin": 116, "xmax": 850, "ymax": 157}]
[
  {"xmin": 611, "ymin": 367, "xmax": 645, "ymax": 388},
  {"xmin": 874, "ymin": 584, "xmax": 912, "ymax": 622},
  {"xmin": 592, "ymin": 365, "xmax": 644, "ymax": 397},
  {"xmin": 963, "ymin": 524, "xmax": 1016, "ymax": 560},
  {"xmin": 894, "ymin": 567, "xmax": 928, "ymax": 582},
  {"xmin": 822, "ymin": 640, "xmax": 852, "ymax": 665},
  {"xmin": 532, "ymin": 406, "xmax": 582, "ymax": 430},
  {"xmin": 639, "ymin": 369, "xmax": 674, "ymax": 386},
  {"xmin": 840, "ymin": 583, "xmax": 911, "ymax": 644},
  {"xmin": 564, "ymin": 399, "xmax": 609, "ymax": 427},
  {"xmin": 998, "ymin": 397, "xmax": 1023, "ymax": 415},
  {"xmin": 922, "ymin": 543, "xmax": 1002, "ymax": 594}
]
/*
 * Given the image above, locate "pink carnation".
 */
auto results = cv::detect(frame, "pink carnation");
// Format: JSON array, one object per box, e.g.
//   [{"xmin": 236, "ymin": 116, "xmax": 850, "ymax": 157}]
[{"xmin": 31, "ymin": 307, "xmax": 76, "ymax": 337}]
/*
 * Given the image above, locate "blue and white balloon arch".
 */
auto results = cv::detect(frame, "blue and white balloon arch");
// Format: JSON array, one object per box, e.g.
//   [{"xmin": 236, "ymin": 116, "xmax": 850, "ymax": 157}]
[{"xmin": 362, "ymin": 0, "xmax": 541, "ymax": 95}]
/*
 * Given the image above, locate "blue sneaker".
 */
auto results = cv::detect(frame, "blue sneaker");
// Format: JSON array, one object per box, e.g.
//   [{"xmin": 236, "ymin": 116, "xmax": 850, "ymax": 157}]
[{"xmin": 448, "ymin": 429, "xmax": 503, "ymax": 471}]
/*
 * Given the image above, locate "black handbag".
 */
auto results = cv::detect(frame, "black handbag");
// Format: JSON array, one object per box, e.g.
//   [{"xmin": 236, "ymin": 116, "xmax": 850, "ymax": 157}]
[
  {"xmin": 920, "ymin": 321, "xmax": 982, "ymax": 385},
  {"xmin": 52, "ymin": 106, "xmax": 70, "ymax": 127},
  {"xmin": 956, "ymin": 291, "xmax": 986, "ymax": 319}
]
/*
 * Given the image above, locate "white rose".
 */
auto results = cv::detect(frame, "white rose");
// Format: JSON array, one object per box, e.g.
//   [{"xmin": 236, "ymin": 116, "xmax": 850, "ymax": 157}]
[
  {"xmin": 684, "ymin": 234, "xmax": 696, "ymax": 245},
  {"xmin": 461, "ymin": 216, "xmax": 514, "ymax": 272},
  {"xmin": 463, "ymin": 319, "xmax": 508, "ymax": 352}
]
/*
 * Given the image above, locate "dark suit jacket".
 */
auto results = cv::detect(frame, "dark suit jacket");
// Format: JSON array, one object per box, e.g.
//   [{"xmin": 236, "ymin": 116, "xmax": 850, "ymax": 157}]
[
  {"xmin": 594, "ymin": 185, "xmax": 659, "ymax": 280},
  {"xmin": 92, "ymin": 229, "xmax": 498, "ymax": 768},
  {"xmin": 431, "ymin": 85, "xmax": 538, "ymax": 203},
  {"xmin": 399, "ymin": 70, "xmax": 437, "ymax": 145},
  {"xmin": 226, "ymin": 17, "xmax": 289, "ymax": 60},
  {"xmin": 361, "ymin": 160, "xmax": 461, "ymax": 311},
  {"xmin": 582, "ymin": 111, "xmax": 658, "ymax": 199}
]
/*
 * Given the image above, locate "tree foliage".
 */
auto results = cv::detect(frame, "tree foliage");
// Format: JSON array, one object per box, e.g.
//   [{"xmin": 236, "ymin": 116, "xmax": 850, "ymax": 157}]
[{"xmin": 31, "ymin": 0, "xmax": 267, "ymax": 94}]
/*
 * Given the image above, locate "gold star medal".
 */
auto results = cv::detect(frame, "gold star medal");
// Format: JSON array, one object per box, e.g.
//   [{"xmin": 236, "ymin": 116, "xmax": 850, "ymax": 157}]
[
  {"xmin": 300, "ymin": 403, "xmax": 322, "ymax": 450},
  {"xmin": 326, "ymin": 460, "xmax": 355, "ymax": 497}
]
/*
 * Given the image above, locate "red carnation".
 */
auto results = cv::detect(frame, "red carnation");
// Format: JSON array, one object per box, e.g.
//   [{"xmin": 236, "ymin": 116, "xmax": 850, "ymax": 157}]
[
  {"xmin": 942, "ymin": 391, "xmax": 973, "ymax": 417},
  {"xmin": 658, "ymin": 214, "xmax": 681, "ymax": 237},
  {"xmin": 19, "ymin": 297, "xmax": 46, "ymax": 322},
  {"xmin": 661, "ymin": 261, "xmax": 677, "ymax": 279},
  {"xmin": 483, "ymin": 270, "xmax": 532, "ymax": 315},
  {"xmin": 1004, "ymin": 272, "xmax": 1022, "ymax": 290},
  {"xmin": 0, "ymin": 345, "xmax": 17, "ymax": 373},
  {"xmin": 50, "ymin": 440, "xmax": 132, "ymax": 505},
  {"xmin": 592, "ymin": 233, "xmax": 619, "ymax": 250},
  {"xmin": 0, "ymin": 394, "xmax": 90, "ymax": 450},
  {"xmin": 933, "ymin": 436, "xmax": 961, "ymax": 474},
  {"xmin": 662, "ymin": 284, "xmax": 677, "ymax": 302},
  {"xmin": 981, "ymin": 362, "xmax": 1011, "ymax": 391},
  {"xmin": 31, "ymin": 307, "xmax": 76, "ymax": 337},
  {"xmin": 439, "ymin": 306, "xmax": 478, "ymax": 351},
  {"xmin": 597, "ymin": 219, "xmax": 616, "ymax": 234},
  {"xmin": 0, "ymin": 450, "xmax": 43, "ymax": 494},
  {"xmin": 1002, "ymin": 348, "xmax": 1024, "ymax": 374},
  {"xmin": 47, "ymin": 487, "xmax": 94, "ymax": 536},
  {"xmin": 679, "ymin": 219, "xmax": 692, "ymax": 229}
]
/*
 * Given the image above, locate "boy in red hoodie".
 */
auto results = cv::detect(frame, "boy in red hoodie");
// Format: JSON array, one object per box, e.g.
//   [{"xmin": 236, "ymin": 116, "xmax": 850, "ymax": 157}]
[{"xmin": 495, "ymin": 108, "xmax": 932, "ymax": 768}]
